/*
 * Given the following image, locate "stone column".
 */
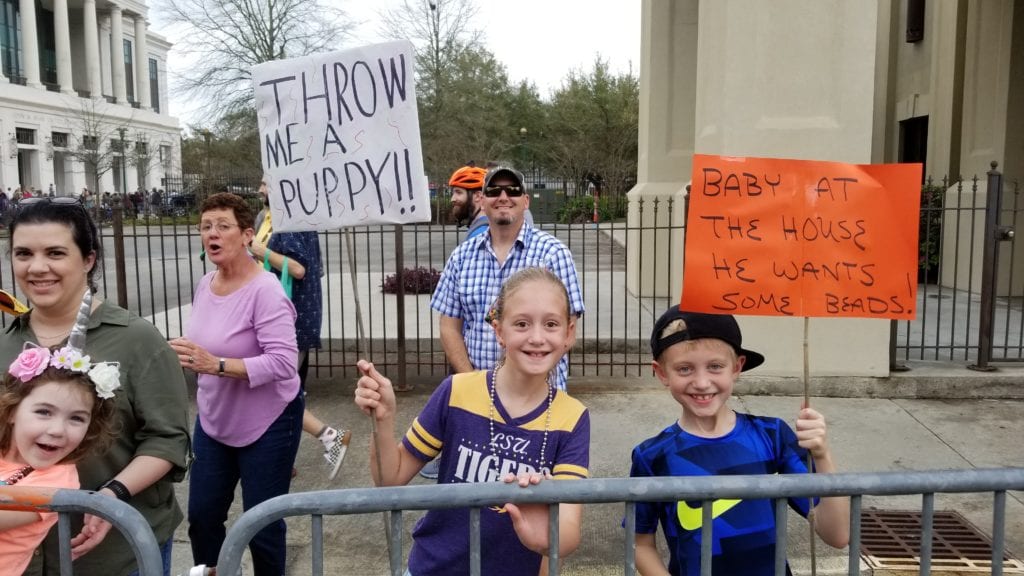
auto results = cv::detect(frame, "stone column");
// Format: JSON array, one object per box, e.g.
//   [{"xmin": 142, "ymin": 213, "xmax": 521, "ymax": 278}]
[
  {"xmin": 53, "ymin": 0, "xmax": 74, "ymax": 94},
  {"xmin": 68, "ymin": 159, "xmax": 87, "ymax": 196},
  {"xmin": 133, "ymin": 15, "xmax": 151, "ymax": 109},
  {"xmin": 626, "ymin": 0, "xmax": 696, "ymax": 298},
  {"xmin": 18, "ymin": 0, "xmax": 43, "ymax": 88},
  {"xmin": 110, "ymin": 4, "xmax": 127, "ymax": 104},
  {"xmin": 99, "ymin": 14, "xmax": 112, "ymax": 96},
  {"xmin": 99, "ymin": 168, "xmax": 116, "ymax": 195},
  {"xmin": 688, "ymin": 0, "xmax": 889, "ymax": 377},
  {"xmin": 946, "ymin": 0, "xmax": 1024, "ymax": 295},
  {"xmin": 83, "ymin": 0, "xmax": 103, "ymax": 98}
]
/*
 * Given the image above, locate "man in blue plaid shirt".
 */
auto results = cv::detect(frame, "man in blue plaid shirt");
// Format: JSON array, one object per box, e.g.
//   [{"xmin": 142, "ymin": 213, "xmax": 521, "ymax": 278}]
[{"xmin": 430, "ymin": 166, "xmax": 585, "ymax": 390}]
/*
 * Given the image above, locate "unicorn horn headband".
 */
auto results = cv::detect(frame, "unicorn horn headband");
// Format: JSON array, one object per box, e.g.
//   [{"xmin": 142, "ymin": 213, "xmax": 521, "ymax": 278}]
[
  {"xmin": 67, "ymin": 288, "xmax": 92, "ymax": 353},
  {"xmin": 6, "ymin": 289, "xmax": 121, "ymax": 399}
]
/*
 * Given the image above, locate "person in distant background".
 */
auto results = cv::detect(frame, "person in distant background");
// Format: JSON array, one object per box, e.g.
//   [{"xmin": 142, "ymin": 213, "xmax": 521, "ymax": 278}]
[
  {"xmin": 150, "ymin": 188, "xmax": 162, "ymax": 217},
  {"xmin": 448, "ymin": 165, "xmax": 489, "ymax": 238},
  {"xmin": 251, "ymin": 178, "xmax": 351, "ymax": 480}
]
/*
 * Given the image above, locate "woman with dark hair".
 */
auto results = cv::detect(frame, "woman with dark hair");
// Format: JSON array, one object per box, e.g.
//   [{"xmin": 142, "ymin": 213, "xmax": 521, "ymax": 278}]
[
  {"xmin": 0, "ymin": 197, "xmax": 191, "ymax": 576},
  {"xmin": 169, "ymin": 192, "xmax": 301, "ymax": 575}
]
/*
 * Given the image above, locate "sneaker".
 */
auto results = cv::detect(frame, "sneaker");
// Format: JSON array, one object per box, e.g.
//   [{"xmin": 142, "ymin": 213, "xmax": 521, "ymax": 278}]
[
  {"xmin": 323, "ymin": 429, "xmax": 351, "ymax": 480},
  {"xmin": 419, "ymin": 457, "xmax": 441, "ymax": 480}
]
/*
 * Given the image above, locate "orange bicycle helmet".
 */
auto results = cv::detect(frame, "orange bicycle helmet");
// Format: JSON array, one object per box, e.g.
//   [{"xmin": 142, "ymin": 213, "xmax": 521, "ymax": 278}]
[{"xmin": 448, "ymin": 166, "xmax": 487, "ymax": 190}]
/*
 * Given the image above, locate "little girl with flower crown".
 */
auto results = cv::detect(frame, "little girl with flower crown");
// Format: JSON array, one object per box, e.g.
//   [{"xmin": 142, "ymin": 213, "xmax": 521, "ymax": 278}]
[{"xmin": 0, "ymin": 337, "xmax": 119, "ymax": 574}]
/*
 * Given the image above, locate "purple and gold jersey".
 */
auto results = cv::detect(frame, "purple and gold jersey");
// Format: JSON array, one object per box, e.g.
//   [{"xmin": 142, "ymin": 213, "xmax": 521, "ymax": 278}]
[
  {"xmin": 630, "ymin": 414, "xmax": 812, "ymax": 576},
  {"xmin": 402, "ymin": 371, "xmax": 590, "ymax": 576}
]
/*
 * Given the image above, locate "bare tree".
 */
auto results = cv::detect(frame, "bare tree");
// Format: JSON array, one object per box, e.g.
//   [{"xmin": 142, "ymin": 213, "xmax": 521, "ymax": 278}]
[
  {"xmin": 377, "ymin": 0, "xmax": 522, "ymax": 182},
  {"xmin": 156, "ymin": 0, "xmax": 354, "ymax": 116},
  {"xmin": 127, "ymin": 132, "xmax": 159, "ymax": 195},
  {"xmin": 63, "ymin": 99, "xmax": 133, "ymax": 208},
  {"xmin": 378, "ymin": 0, "xmax": 483, "ymax": 99}
]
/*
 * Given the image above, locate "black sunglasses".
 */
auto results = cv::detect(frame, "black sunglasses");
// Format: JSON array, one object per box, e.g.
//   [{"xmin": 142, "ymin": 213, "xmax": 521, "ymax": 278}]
[
  {"xmin": 18, "ymin": 196, "xmax": 83, "ymax": 207},
  {"xmin": 483, "ymin": 184, "xmax": 525, "ymax": 198}
]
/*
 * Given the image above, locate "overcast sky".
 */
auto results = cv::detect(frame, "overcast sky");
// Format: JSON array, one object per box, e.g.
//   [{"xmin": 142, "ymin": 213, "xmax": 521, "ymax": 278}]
[
  {"xmin": 162, "ymin": 0, "xmax": 642, "ymax": 125},
  {"xmin": 345, "ymin": 0, "xmax": 642, "ymax": 96}
]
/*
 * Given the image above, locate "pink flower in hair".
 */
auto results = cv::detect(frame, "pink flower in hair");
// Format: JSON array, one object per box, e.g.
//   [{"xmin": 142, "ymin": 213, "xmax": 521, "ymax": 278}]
[{"xmin": 9, "ymin": 346, "xmax": 51, "ymax": 383}]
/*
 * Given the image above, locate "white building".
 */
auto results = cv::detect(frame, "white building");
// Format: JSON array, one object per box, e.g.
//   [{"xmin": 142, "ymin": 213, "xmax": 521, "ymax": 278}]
[
  {"xmin": 631, "ymin": 0, "xmax": 1021, "ymax": 377},
  {"xmin": 0, "ymin": 0, "xmax": 179, "ymax": 196}
]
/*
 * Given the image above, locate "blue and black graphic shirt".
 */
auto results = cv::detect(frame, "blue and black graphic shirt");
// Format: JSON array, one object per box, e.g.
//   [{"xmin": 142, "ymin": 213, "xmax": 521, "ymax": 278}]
[{"xmin": 629, "ymin": 414, "xmax": 813, "ymax": 576}]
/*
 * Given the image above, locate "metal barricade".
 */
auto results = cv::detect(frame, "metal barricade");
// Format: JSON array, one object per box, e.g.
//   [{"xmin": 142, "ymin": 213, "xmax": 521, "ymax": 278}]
[
  {"xmin": 209, "ymin": 467, "xmax": 1024, "ymax": 576},
  {"xmin": 0, "ymin": 486, "xmax": 164, "ymax": 575}
]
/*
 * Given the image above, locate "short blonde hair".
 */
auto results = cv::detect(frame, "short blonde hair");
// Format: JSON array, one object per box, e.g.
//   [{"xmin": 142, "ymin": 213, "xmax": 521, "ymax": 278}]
[{"xmin": 490, "ymin": 267, "xmax": 571, "ymax": 322}]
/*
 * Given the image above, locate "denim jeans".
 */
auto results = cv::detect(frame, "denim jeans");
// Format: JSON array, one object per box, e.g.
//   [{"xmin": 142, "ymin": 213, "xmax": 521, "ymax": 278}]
[
  {"xmin": 188, "ymin": 393, "xmax": 303, "ymax": 576},
  {"xmin": 127, "ymin": 538, "xmax": 172, "ymax": 576}
]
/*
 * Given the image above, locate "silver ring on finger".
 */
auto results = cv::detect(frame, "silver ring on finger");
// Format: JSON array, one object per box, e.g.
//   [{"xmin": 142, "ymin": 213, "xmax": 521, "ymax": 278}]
[{"xmin": 188, "ymin": 355, "xmax": 195, "ymax": 364}]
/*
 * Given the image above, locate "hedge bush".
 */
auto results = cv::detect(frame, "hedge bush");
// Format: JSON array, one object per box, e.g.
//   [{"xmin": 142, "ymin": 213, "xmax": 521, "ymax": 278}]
[
  {"xmin": 381, "ymin": 266, "xmax": 441, "ymax": 294},
  {"xmin": 557, "ymin": 195, "xmax": 628, "ymax": 224}
]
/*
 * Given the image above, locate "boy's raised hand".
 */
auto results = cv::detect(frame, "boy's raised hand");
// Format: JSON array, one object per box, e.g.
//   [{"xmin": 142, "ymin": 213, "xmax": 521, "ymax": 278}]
[
  {"xmin": 795, "ymin": 405, "xmax": 831, "ymax": 460},
  {"xmin": 354, "ymin": 359, "xmax": 396, "ymax": 421}
]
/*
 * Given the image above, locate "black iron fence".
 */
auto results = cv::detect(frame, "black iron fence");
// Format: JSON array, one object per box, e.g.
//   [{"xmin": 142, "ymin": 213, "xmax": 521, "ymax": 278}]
[
  {"xmin": 0, "ymin": 190, "xmax": 673, "ymax": 380},
  {"xmin": 1, "ymin": 165, "xmax": 1020, "ymax": 376},
  {"xmin": 890, "ymin": 165, "xmax": 1023, "ymax": 368}
]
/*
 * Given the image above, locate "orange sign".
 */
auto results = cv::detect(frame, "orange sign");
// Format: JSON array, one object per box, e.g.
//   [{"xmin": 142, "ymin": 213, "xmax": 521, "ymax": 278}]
[{"xmin": 681, "ymin": 154, "xmax": 923, "ymax": 319}]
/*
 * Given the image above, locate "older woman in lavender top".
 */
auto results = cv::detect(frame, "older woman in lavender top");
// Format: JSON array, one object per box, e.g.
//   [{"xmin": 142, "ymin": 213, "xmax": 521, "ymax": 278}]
[{"xmin": 170, "ymin": 192, "xmax": 300, "ymax": 576}]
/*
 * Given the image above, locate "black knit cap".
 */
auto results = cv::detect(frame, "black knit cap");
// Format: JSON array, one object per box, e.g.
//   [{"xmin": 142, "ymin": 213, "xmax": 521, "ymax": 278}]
[{"xmin": 650, "ymin": 307, "xmax": 765, "ymax": 371}]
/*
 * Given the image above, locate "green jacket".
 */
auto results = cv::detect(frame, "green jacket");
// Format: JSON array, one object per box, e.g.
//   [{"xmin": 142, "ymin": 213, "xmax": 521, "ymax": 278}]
[{"xmin": 2, "ymin": 300, "xmax": 191, "ymax": 576}]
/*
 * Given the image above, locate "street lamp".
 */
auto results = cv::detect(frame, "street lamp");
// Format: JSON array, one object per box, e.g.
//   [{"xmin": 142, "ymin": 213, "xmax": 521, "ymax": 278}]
[
  {"xmin": 117, "ymin": 127, "xmax": 127, "ymax": 195},
  {"xmin": 518, "ymin": 127, "xmax": 528, "ymax": 173}
]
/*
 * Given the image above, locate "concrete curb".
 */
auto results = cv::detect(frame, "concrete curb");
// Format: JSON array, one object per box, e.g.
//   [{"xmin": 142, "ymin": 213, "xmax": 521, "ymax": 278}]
[{"xmin": 308, "ymin": 360, "xmax": 1024, "ymax": 400}]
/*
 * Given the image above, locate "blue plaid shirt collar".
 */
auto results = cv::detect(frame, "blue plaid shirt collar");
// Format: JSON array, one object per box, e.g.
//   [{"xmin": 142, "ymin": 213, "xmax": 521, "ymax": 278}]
[{"xmin": 471, "ymin": 220, "xmax": 533, "ymax": 253}]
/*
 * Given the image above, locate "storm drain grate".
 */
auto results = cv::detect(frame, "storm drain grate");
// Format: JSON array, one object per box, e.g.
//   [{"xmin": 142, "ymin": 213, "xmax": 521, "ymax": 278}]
[{"xmin": 860, "ymin": 509, "xmax": 1024, "ymax": 573}]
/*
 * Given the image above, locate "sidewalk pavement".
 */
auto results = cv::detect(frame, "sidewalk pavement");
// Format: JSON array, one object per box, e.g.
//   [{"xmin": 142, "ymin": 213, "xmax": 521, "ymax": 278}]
[{"xmin": 168, "ymin": 374, "xmax": 1024, "ymax": 575}]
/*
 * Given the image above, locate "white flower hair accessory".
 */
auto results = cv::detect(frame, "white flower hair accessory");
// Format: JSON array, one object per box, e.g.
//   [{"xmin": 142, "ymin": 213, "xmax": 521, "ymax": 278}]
[
  {"xmin": 86, "ymin": 362, "xmax": 121, "ymax": 399},
  {"xmin": 6, "ymin": 343, "xmax": 120, "ymax": 399}
]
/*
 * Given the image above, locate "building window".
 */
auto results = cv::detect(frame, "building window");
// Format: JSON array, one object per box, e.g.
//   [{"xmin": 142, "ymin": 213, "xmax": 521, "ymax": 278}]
[
  {"xmin": 0, "ymin": 0, "xmax": 23, "ymax": 81},
  {"xmin": 15, "ymin": 127, "xmax": 35, "ymax": 145},
  {"xmin": 51, "ymin": 131, "xmax": 68, "ymax": 148},
  {"xmin": 149, "ymin": 58, "xmax": 160, "ymax": 113},
  {"xmin": 38, "ymin": 2, "xmax": 56, "ymax": 87},
  {"xmin": 159, "ymin": 144, "xmax": 171, "ymax": 167},
  {"xmin": 906, "ymin": 0, "xmax": 925, "ymax": 43},
  {"xmin": 82, "ymin": 135, "xmax": 98, "ymax": 150},
  {"xmin": 899, "ymin": 116, "xmax": 929, "ymax": 179},
  {"xmin": 123, "ymin": 38, "xmax": 134, "ymax": 103}
]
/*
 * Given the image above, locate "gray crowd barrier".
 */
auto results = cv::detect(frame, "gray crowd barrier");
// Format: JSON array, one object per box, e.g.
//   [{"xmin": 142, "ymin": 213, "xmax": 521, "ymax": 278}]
[
  {"xmin": 0, "ymin": 485, "xmax": 163, "ymax": 575},
  {"xmin": 202, "ymin": 467, "xmax": 1024, "ymax": 576}
]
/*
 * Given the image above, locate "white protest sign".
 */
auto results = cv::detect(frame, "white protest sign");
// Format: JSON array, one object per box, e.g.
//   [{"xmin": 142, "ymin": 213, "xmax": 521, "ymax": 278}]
[{"xmin": 253, "ymin": 41, "xmax": 430, "ymax": 231}]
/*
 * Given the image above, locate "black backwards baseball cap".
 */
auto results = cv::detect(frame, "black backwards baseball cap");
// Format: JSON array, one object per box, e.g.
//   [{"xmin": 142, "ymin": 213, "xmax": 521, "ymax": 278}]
[
  {"xmin": 483, "ymin": 166, "xmax": 526, "ymax": 190},
  {"xmin": 650, "ymin": 307, "xmax": 765, "ymax": 371}
]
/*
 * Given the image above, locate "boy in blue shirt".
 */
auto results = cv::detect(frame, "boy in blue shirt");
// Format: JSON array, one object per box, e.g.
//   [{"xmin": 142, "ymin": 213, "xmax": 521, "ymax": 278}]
[{"xmin": 630, "ymin": 308, "xmax": 849, "ymax": 575}]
